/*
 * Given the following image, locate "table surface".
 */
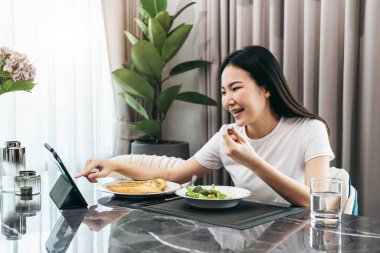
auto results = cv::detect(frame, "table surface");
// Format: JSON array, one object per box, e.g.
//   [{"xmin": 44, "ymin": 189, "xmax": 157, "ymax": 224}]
[{"xmin": 1, "ymin": 172, "xmax": 380, "ymax": 253}]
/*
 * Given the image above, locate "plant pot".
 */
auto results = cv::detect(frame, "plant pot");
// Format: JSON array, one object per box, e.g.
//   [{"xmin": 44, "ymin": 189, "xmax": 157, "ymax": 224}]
[{"xmin": 131, "ymin": 140, "xmax": 189, "ymax": 160}]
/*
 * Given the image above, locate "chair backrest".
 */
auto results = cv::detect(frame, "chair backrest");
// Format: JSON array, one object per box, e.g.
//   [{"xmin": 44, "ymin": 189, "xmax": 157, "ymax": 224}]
[{"xmin": 329, "ymin": 167, "xmax": 358, "ymax": 215}]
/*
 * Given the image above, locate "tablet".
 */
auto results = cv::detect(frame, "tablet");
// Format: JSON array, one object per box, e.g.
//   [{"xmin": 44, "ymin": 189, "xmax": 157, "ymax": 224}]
[{"xmin": 44, "ymin": 143, "xmax": 87, "ymax": 209}]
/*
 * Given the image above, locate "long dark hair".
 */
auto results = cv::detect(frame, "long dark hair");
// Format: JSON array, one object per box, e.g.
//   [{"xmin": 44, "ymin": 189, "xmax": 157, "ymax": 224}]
[{"xmin": 220, "ymin": 45, "xmax": 330, "ymax": 134}]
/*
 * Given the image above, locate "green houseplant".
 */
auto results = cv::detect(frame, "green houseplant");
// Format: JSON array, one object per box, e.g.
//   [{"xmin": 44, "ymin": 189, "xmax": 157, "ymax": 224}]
[{"xmin": 112, "ymin": 0, "xmax": 217, "ymax": 144}]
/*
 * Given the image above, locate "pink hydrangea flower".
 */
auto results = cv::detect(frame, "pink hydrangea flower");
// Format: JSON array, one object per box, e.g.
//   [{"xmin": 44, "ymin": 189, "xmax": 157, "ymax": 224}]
[{"xmin": 0, "ymin": 47, "xmax": 36, "ymax": 83}]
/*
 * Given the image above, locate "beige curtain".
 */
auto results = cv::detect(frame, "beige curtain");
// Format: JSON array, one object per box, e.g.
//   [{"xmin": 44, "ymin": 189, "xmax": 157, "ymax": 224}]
[
  {"xmin": 195, "ymin": 0, "xmax": 380, "ymax": 218},
  {"xmin": 101, "ymin": 0, "xmax": 144, "ymax": 155}
]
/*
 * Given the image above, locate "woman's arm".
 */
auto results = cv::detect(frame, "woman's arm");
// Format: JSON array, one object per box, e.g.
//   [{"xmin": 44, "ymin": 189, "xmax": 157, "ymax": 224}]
[
  {"xmin": 223, "ymin": 127, "xmax": 330, "ymax": 207},
  {"xmin": 75, "ymin": 156, "xmax": 212, "ymax": 184},
  {"xmin": 249, "ymin": 156, "xmax": 330, "ymax": 207}
]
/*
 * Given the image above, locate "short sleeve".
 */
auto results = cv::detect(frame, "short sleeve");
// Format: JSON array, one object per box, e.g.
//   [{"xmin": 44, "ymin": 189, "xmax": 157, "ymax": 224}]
[
  {"xmin": 194, "ymin": 128, "xmax": 224, "ymax": 170},
  {"xmin": 304, "ymin": 120, "xmax": 335, "ymax": 162}
]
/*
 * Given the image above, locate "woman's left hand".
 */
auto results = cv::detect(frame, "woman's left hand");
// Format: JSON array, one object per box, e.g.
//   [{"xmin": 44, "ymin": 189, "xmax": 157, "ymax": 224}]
[{"xmin": 222, "ymin": 126, "xmax": 261, "ymax": 168}]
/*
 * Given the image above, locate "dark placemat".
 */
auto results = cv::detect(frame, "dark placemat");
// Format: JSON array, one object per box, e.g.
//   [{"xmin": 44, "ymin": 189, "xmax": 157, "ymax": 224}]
[
  {"xmin": 98, "ymin": 195, "xmax": 170, "ymax": 208},
  {"xmin": 134, "ymin": 198, "xmax": 304, "ymax": 230}
]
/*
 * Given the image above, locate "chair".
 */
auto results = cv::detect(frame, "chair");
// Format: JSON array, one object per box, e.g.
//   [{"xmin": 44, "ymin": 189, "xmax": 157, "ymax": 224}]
[{"xmin": 329, "ymin": 167, "xmax": 358, "ymax": 215}]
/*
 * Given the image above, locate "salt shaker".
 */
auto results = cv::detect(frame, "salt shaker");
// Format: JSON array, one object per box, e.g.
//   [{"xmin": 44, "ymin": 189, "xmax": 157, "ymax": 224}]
[{"xmin": 1, "ymin": 141, "xmax": 26, "ymax": 192}]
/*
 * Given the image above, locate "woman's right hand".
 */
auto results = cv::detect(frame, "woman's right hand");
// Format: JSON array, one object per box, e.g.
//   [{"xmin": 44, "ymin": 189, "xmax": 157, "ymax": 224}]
[
  {"xmin": 223, "ymin": 126, "xmax": 261, "ymax": 168},
  {"xmin": 75, "ymin": 158, "xmax": 115, "ymax": 183}
]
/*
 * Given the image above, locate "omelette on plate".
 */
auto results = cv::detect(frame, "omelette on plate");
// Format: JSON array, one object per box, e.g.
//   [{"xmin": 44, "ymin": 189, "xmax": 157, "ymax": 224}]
[{"xmin": 107, "ymin": 178, "xmax": 167, "ymax": 194}]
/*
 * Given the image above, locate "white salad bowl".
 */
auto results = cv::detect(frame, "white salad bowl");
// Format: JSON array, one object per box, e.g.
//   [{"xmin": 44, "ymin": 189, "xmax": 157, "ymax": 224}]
[{"xmin": 175, "ymin": 185, "xmax": 251, "ymax": 209}]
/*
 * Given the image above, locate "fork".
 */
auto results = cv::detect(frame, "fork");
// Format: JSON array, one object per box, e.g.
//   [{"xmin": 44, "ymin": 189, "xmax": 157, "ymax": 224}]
[{"xmin": 190, "ymin": 174, "xmax": 197, "ymax": 186}]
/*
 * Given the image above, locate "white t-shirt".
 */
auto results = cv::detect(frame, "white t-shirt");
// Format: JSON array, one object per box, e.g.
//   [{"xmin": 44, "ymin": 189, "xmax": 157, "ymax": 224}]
[{"xmin": 194, "ymin": 117, "xmax": 335, "ymax": 204}]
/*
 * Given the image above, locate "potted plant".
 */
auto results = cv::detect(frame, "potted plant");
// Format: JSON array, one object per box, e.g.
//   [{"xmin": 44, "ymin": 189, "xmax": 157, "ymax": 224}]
[{"xmin": 112, "ymin": 0, "xmax": 217, "ymax": 158}]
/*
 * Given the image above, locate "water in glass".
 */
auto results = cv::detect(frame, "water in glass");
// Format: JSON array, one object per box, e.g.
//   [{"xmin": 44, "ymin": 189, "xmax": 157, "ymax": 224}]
[{"xmin": 310, "ymin": 178, "xmax": 342, "ymax": 226}]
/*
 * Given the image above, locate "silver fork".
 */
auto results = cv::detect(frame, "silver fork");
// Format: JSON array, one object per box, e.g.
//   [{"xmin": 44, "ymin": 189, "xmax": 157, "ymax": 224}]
[{"xmin": 190, "ymin": 174, "xmax": 197, "ymax": 186}]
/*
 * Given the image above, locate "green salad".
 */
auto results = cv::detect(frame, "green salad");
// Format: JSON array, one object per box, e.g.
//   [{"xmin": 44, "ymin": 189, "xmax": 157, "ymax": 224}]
[{"xmin": 186, "ymin": 184, "xmax": 230, "ymax": 199}]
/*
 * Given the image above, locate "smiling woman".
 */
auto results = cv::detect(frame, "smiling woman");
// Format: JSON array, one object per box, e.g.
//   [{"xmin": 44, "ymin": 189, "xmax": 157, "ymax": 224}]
[
  {"xmin": 76, "ymin": 45, "xmax": 334, "ymax": 209},
  {"xmin": 0, "ymin": 0, "xmax": 114, "ymax": 170}
]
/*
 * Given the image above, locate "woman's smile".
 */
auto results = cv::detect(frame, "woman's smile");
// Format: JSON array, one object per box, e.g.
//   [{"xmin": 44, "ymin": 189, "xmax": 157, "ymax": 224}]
[{"xmin": 230, "ymin": 107, "xmax": 245, "ymax": 118}]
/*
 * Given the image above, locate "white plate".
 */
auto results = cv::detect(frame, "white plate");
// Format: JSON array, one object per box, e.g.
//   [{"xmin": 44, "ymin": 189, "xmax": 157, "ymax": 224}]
[
  {"xmin": 175, "ymin": 185, "xmax": 251, "ymax": 209},
  {"xmin": 98, "ymin": 180, "xmax": 182, "ymax": 198}
]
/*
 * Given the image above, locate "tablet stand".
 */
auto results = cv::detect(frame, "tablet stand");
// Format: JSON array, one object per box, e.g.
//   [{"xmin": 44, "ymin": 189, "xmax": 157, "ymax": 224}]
[{"xmin": 50, "ymin": 175, "xmax": 88, "ymax": 209}]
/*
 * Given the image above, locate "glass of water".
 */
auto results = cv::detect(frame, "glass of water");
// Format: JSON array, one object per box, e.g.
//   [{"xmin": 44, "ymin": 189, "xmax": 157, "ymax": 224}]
[
  {"xmin": 309, "ymin": 223, "xmax": 342, "ymax": 252},
  {"xmin": 310, "ymin": 178, "xmax": 342, "ymax": 226}
]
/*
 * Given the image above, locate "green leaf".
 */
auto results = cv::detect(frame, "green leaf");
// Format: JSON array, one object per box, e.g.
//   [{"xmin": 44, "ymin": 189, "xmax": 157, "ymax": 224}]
[
  {"xmin": 131, "ymin": 119, "xmax": 161, "ymax": 138},
  {"xmin": 155, "ymin": 11, "xmax": 171, "ymax": 32},
  {"xmin": 112, "ymin": 68, "xmax": 154, "ymax": 100},
  {"xmin": 162, "ymin": 24, "xmax": 192, "ymax": 63},
  {"xmin": 139, "ymin": 6, "xmax": 150, "ymax": 21},
  {"xmin": 0, "ymin": 69, "xmax": 11, "ymax": 79},
  {"xmin": 0, "ymin": 80, "xmax": 35, "ymax": 95},
  {"xmin": 169, "ymin": 60, "xmax": 210, "ymax": 77},
  {"xmin": 157, "ymin": 85, "xmax": 181, "ymax": 113},
  {"xmin": 119, "ymin": 92, "xmax": 149, "ymax": 119},
  {"xmin": 140, "ymin": 0, "xmax": 167, "ymax": 18},
  {"xmin": 176, "ymin": 92, "xmax": 218, "ymax": 106},
  {"xmin": 148, "ymin": 18, "xmax": 167, "ymax": 51},
  {"xmin": 135, "ymin": 18, "xmax": 149, "ymax": 38},
  {"xmin": 124, "ymin": 31, "xmax": 139, "ymax": 45},
  {"xmin": 171, "ymin": 2, "xmax": 196, "ymax": 23},
  {"xmin": 131, "ymin": 40, "xmax": 163, "ymax": 80},
  {"xmin": 9, "ymin": 80, "xmax": 35, "ymax": 92},
  {"xmin": 0, "ymin": 79, "xmax": 14, "ymax": 93},
  {"xmin": 166, "ymin": 23, "xmax": 184, "ymax": 38}
]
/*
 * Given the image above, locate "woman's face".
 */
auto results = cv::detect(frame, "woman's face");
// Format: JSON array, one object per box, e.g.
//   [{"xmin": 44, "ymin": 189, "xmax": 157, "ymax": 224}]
[{"xmin": 221, "ymin": 65, "xmax": 271, "ymax": 127}]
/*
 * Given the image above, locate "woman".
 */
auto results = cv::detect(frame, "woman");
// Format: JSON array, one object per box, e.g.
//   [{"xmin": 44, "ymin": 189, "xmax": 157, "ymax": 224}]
[{"xmin": 76, "ymin": 46, "xmax": 334, "ymax": 207}]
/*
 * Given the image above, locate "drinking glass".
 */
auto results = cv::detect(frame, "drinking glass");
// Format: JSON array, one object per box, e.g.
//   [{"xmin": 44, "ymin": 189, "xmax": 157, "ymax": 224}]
[
  {"xmin": 309, "ymin": 223, "xmax": 342, "ymax": 252},
  {"xmin": 310, "ymin": 178, "xmax": 342, "ymax": 226}
]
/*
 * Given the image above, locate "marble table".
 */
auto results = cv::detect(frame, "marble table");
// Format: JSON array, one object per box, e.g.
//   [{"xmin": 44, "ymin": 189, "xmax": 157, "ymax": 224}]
[{"xmin": 1, "ymin": 173, "xmax": 380, "ymax": 253}]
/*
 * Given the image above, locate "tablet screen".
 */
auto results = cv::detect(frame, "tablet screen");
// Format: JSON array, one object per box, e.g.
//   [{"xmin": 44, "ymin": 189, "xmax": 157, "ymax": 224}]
[
  {"xmin": 44, "ymin": 143, "xmax": 77, "ymax": 186},
  {"xmin": 44, "ymin": 143, "xmax": 87, "ymax": 208}
]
